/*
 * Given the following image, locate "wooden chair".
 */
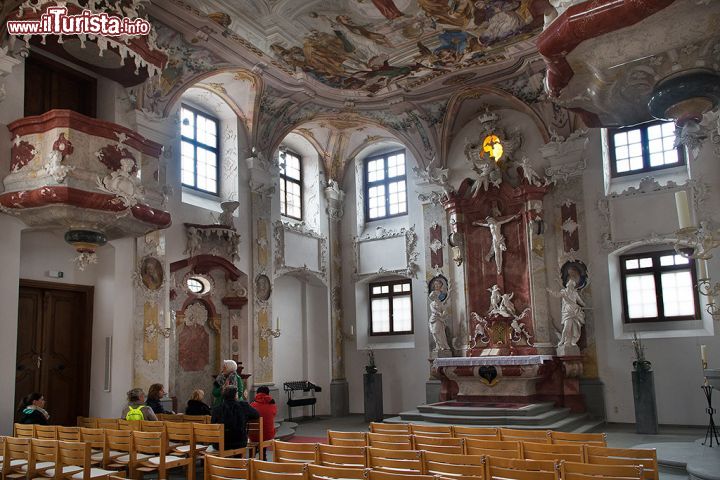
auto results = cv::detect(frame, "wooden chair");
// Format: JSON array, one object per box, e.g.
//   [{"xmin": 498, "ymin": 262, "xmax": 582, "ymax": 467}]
[
  {"xmin": 80, "ymin": 428, "xmax": 108, "ymax": 466},
  {"xmin": 118, "ymin": 420, "xmax": 141, "ymax": 431},
  {"xmin": 2, "ymin": 436, "xmax": 31, "ymax": 478},
  {"xmin": 183, "ymin": 415, "xmax": 211, "ymax": 424},
  {"xmin": 14, "ymin": 423, "xmax": 35, "ymax": 438},
  {"xmin": 132, "ymin": 430, "xmax": 194, "ymax": 480},
  {"xmin": 409, "ymin": 425, "xmax": 453, "ymax": 438},
  {"xmin": 35, "ymin": 425, "xmax": 58, "ymax": 440},
  {"xmin": 204, "ymin": 455, "xmax": 249, "ymax": 480},
  {"xmin": 246, "ymin": 418, "xmax": 263, "ymax": 458},
  {"xmin": 165, "ymin": 421, "xmax": 196, "ymax": 459},
  {"xmin": 250, "ymin": 459, "xmax": 308, "ymax": 480},
  {"xmin": 104, "ymin": 429, "xmax": 137, "ymax": 472},
  {"xmin": 452, "ymin": 426, "xmax": 500, "ymax": 440},
  {"xmin": 484, "ymin": 456, "xmax": 558, "ymax": 480},
  {"xmin": 96, "ymin": 419, "xmax": 119, "ymax": 430},
  {"xmin": 423, "ymin": 451, "xmax": 485, "ymax": 480},
  {"xmin": 316, "ymin": 444, "xmax": 366, "ymax": 468},
  {"xmin": 363, "ymin": 471, "xmax": 439, "ymax": 480},
  {"xmin": 369, "ymin": 423, "xmax": 410, "ymax": 434},
  {"xmin": 549, "ymin": 431, "xmax": 607, "ymax": 447},
  {"xmin": 412, "ymin": 435, "xmax": 464, "ymax": 454},
  {"xmin": 560, "ymin": 461, "xmax": 644, "ymax": 480},
  {"xmin": 140, "ymin": 421, "xmax": 166, "ymax": 434},
  {"xmin": 58, "ymin": 426, "xmax": 82, "ymax": 442},
  {"xmin": 193, "ymin": 423, "xmax": 245, "ymax": 458},
  {"xmin": 55, "ymin": 440, "xmax": 123, "ymax": 480},
  {"xmin": 465, "ymin": 439, "xmax": 522, "ymax": 458},
  {"xmin": 24, "ymin": 438, "xmax": 58, "ymax": 478},
  {"xmin": 498, "ymin": 428, "xmax": 550, "ymax": 444},
  {"xmin": 366, "ymin": 447, "xmax": 423, "ymax": 474},
  {"xmin": 327, "ymin": 431, "xmax": 367, "ymax": 447},
  {"xmin": 584, "ymin": 446, "xmax": 658, "ymax": 480},
  {"xmin": 157, "ymin": 414, "xmax": 184, "ymax": 422},
  {"xmin": 366, "ymin": 433, "xmax": 413, "ymax": 450},
  {"xmin": 307, "ymin": 464, "xmax": 365, "ymax": 480},
  {"xmin": 522, "ymin": 441, "xmax": 584, "ymax": 462},
  {"xmin": 77, "ymin": 417, "xmax": 98, "ymax": 429},
  {"xmin": 271, "ymin": 440, "xmax": 318, "ymax": 463}
]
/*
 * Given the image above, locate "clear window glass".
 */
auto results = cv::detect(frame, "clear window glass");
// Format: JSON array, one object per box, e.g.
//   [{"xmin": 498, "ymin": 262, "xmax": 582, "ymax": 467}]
[
  {"xmin": 369, "ymin": 279, "xmax": 413, "ymax": 335},
  {"xmin": 180, "ymin": 105, "xmax": 219, "ymax": 195},
  {"xmin": 365, "ymin": 151, "xmax": 407, "ymax": 221},
  {"xmin": 609, "ymin": 121, "xmax": 684, "ymax": 177}
]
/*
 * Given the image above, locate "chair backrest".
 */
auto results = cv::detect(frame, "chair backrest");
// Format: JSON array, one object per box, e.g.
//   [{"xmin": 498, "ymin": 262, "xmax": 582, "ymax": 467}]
[
  {"xmin": 77, "ymin": 416, "xmax": 98, "ymax": 428},
  {"xmin": 308, "ymin": 464, "xmax": 365, "ymax": 480},
  {"xmin": 250, "ymin": 459, "xmax": 308, "ymax": 480},
  {"xmin": 409, "ymin": 425, "xmax": 453, "ymax": 437},
  {"xmin": 4, "ymin": 436, "xmax": 31, "ymax": 461},
  {"xmin": 58, "ymin": 426, "xmax": 81, "ymax": 442},
  {"xmin": 247, "ymin": 417, "xmax": 264, "ymax": 444},
  {"xmin": 15, "ymin": 422, "xmax": 35, "ymax": 438},
  {"xmin": 364, "ymin": 470, "xmax": 437, "ymax": 480},
  {"xmin": 79, "ymin": 427, "xmax": 106, "ymax": 450},
  {"xmin": 317, "ymin": 444, "xmax": 367, "ymax": 468},
  {"xmin": 560, "ymin": 461, "xmax": 644, "ymax": 480},
  {"xmin": 57, "ymin": 441, "xmax": 92, "ymax": 479},
  {"xmin": 184, "ymin": 414, "xmax": 211, "ymax": 424},
  {"xmin": 549, "ymin": 431, "xmax": 607, "ymax": 447},
  {"xmin": 366, "ymin": 447, "xmax": 423, "ymax": 473},
  {"xmin": 465, "ymin": 438, "xmax": 522, "ymax": 458},
  {"xmin": 412, "ymin": 435, "xmax": 464, "ymax": 454},
  {"xmin": 34, "ymin": 424, "xmax": 58, "ymax": 440},
  {"xmin": 158, "ymin": 413, "xmax": 185, "ymax": 422},
  {"xmin": 484, "ymin": 456, "xmax": 558, "ymax": 480},
  {"xmin": 369, "ymin": 423, "xmax": 411, "ymax": 434},
  {"xmin": 97, "ymin": 418, "xmax": 119, "ymax": 430},
  {"xmin": 452, "ymin": 426, "xmax": 500, "ymax": 440},
  {"xmin": 141, "ymin": 420, "xmax": 166, "ymax": 433},
  {"xmin": 28, "ymin": 438, "xmax": 59, "ymax": 475},
  {"xmin": 328, "ymin": 430, "xmax": 367, "ymax": 447},
  {"xmin": 105, "ymin": 428, "xmax": 134, "ymax": 456},
  {"xmin": 584, "ymin": 446, "xmax": 658, "ymax": 480},
  {"xmin": 193, "ymin": 423, "xmax": 225, "ymax": 452},
  {"xmin": 165, "ymin": 421, "xmax": 194, "ymax": 446},
  {"xmin": 273, "ymin": 440, "xmax": 318, "ymax": 463},
  {"xmin": 423, "ymin": 451, "xmax": 485, "ymax": 480},
  {"xmin": 205, "ymin": 454, "xmax": 249, "ymax": 480},
  {"xmin": 133, "ymin": 430, "xmax": 165, "ymax": 458},
  {"xmin": 522, "ymin": 441, "xmax": 584, "ymax": 462},
  {"xmin": 367, "ymin": 433, "xmax": 413, "ymax": 450},
  {"xmin": 499, "ymin": 428, "xmax": 550, "ymax": 443},
  {"xmin": 118, "ymin": 419, "xmax": 141, "ymax": 431}
]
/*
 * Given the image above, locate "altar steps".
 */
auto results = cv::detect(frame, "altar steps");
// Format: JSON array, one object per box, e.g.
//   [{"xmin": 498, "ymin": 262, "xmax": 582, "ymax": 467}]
[{"xmin": 385, "ymin": 402, "xmax": 605, "ymax": 433}]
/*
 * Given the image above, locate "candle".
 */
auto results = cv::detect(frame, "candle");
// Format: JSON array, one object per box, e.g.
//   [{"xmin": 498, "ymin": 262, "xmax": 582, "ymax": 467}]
[
  {"xmin": 675, "ymin": 191, "xmax": 692, "ymax": 229},
  {"xmin": 276, "ymin": 317, "xmax": 280, "ymax": 330},
  {"xmin": 698, "ymin": 259, "xmax": 708, "ymax": 280},
  {"xmin": 701, "ymin": 345, "xmax": 708, "ymax": 365},
  {"xmin": 350, "ymin": 325, "xmax": 355, "ymax": 336}
]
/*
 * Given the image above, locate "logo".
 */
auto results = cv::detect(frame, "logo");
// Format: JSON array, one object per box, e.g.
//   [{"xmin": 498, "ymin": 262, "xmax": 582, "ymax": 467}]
[{"xmin": 7, "ymin": 6, "xmax": 151, "ymax": 37}]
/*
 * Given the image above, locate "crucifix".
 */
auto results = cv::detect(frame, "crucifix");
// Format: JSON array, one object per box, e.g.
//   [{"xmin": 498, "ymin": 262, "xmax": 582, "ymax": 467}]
[{"xmin": 472, "ymin": 208, "xmax": 520, "ymax": 275}]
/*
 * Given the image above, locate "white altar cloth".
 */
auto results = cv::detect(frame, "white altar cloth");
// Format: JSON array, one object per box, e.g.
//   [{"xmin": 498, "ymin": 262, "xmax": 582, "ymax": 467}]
[{"xmin": 433, "ymin": 355, "xmax": 554, "ymax": 367}]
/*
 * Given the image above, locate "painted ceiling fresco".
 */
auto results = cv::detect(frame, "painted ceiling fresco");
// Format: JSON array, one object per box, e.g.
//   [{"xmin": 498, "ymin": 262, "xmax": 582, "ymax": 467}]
[{"xmin": 203, "ymin": 0, "xmax": 550, "ymax": 93}]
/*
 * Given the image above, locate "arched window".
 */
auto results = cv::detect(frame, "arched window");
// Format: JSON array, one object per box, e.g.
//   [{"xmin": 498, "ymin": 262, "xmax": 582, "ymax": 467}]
[
  {"xmin": 279, "ymin": 150, "xmax": 303, "ymax": 220},
  {"xmin": 181, "ymin": 105, "xmax": 219, "ymax": 195}
]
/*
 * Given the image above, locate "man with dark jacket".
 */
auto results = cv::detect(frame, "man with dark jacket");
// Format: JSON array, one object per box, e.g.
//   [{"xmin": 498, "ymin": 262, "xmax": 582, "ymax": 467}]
[{"xmin": 211, "ymin": 385, "xmax": 259, "ymax": 449}]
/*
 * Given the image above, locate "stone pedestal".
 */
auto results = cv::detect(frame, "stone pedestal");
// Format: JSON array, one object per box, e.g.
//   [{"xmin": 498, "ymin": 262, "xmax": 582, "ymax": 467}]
[
  {"xmin": 426, "ymin": 379, "xmax": 441, "ymax": 404},
  {"xmin": 632, "ymin": 369, "xmax": 658, "ymax": 434},
  {"xmin": 331, "ymin": 379, "xmax": 349, "ymax": 417},
  {"xmin": 364, "ymin": 373, "xmax": 383, "ymax": 422}
]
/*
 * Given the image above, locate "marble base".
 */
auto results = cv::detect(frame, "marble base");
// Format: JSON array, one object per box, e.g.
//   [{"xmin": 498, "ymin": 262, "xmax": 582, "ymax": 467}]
[
  {"xmin": 426, "ymin": 379, "xmax": 441, "ymax": 404},
  {"xmin": 634, "ymin": 440, "xmax": 720, "ymax": 480},
  {"xmin": 556, "ymin": 344, "xmax": 580, "ymax": 356},
  {"xmin": 330, "ymin": 379, "xmax": 349, "ymax": 417},
  {"xmin": 580, "ymin": 378, "xmax": 606, "ymax": 419}
]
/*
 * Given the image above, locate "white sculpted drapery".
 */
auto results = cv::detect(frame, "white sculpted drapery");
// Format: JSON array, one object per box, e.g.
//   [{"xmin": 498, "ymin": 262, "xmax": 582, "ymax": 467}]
[{"xmin": 548, "ymin": 279, "xmax": 586, "ymax": 347}]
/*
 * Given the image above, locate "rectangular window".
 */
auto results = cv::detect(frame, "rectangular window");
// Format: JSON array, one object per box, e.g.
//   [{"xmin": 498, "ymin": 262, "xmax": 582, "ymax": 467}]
[
  {"xmin": 620, "ymin": 249, "xmax": 700, "ymax": 323},
  {"xmin": 279, "ymin": 150, "xmax": 303, "ymax": 220},
  {"xmin": 369, "ymin": 279, "xmax": 413, "ymax": 335},
  {"xmin": 609, "ymin": 121, "xmax": 685, "ymax": 177},
  {"xmin": 365, "ymin": 150, "xmax": 407, "ymax": 221},
  {"xmin": 181, "ymin": 105, "xmax": 219, "ymax": 195}
]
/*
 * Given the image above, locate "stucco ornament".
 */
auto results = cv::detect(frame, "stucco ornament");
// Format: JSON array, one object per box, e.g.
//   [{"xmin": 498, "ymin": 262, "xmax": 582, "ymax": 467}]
[
  {"xmin": 469, "ymin": 312, "xmax": 490, "ymax": 347},
  {"xmin": 184, "ymin": 302, "xmax": 208, "ymax": 327},
  {"xmin": 428, "ymin": 290, "xmax": 450, "ymax": 352},
  {"xmin": 96, "ymin": 158, "xmax": 145, "ymax": 207},
  {"xmin": 71, "ymin": 251, "xmax": 97, "ymax": 271},
  {"xmin": 413, "ymin": 155, "xmax": 452, "ymax": 194},
  {"xmin": 517, "ymin": 156, "xmax": 549, "ymax": 187},
  {"xmin": 218, "ymin": 201, "xmax": 239, "ymax": 228},
  {"xmin": 548, "ymin": 279, "xmax": 586, "ymax": 347},
  {"xmin": 44, "ymin": 149, "xmax": 75, "ymax": 183}
]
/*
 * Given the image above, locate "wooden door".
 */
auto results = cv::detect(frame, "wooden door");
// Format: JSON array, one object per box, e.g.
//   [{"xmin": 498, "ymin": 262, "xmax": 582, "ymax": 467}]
[{"xmin": 15, "ymin": 281, "xmax": 94, "ymax": 426}]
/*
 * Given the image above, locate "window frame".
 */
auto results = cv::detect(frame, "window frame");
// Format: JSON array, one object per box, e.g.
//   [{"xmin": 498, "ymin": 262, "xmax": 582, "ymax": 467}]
[
  {"xmin": 620, "ymin": 249, "xmax": 701, "ymax": 323},
  {"xmin": 364, "ymin": 149, "xmax": 408, "ymax": 222},
  {"xmin": 368, "ymin": 278, "xmax": 414, "ymax": 336},
  {"xmin": 608, "ymin": 120, "xmax": 686, "ymax": 178},
  {"xmin": 279, "ymin": 149, "xmax": 303, "ymax": 221},
  {"xmin": 180, "ymin": 103, "xmax": 220, "ymax": 196}
]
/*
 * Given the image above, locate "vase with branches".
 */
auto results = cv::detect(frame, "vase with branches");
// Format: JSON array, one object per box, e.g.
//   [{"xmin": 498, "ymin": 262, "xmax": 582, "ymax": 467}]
[
  {"xmin": 365, "ymin": 349, "xmax": 378, "ymax": 374},
  {"xmin": 632, "ymin": 332, "xmax": 652, "ymax": 372}
]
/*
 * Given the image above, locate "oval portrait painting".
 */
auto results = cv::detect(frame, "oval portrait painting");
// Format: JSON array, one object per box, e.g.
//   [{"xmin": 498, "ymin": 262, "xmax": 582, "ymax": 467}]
[
  {"xmin": 140, "ymin": 256, "xmax": 164, "ymax": 291},
  {"xmin": 255, "ymin": 274, "xmax": 272, "ymax": 302}
]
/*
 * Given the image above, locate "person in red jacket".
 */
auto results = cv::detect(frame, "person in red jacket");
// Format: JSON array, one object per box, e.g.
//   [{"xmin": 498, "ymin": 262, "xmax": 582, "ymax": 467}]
[{"xmin": 250, "ymin": 385, "xmax": 277, "ymax": 459}]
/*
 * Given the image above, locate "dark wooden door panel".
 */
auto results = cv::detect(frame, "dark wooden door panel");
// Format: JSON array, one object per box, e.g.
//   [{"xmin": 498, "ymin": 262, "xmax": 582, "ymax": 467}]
[{"xmin": 15, "ymin": 288, "xmax": 44, "ymax": 414}]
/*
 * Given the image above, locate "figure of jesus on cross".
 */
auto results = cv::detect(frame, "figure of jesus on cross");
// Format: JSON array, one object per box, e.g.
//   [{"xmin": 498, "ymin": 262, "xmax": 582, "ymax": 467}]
[{"xmin": 473, "ymin": 210, "xmax": 520, "ymax": 275}]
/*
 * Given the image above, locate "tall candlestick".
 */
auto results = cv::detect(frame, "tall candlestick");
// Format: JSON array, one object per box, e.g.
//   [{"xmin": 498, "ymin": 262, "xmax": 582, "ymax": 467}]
[
  {"xmin": 675, "ymin": 191, "xmax": 692, "ymax": 229},
  {"xmin": 701, "ymin": 344, "xmax": 708, "ymax": 368}
]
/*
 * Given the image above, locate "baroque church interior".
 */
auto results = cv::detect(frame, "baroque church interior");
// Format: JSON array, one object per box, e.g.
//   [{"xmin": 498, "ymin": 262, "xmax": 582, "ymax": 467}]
[{"xmin": 1, "ymin": 0, "xmax": 720, "ymax": 478}]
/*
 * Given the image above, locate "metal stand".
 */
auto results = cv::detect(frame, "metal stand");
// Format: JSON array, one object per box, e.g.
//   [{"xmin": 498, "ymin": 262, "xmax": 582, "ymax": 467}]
[{"xmin": 701, "ymin": 383, "xmax": 720, "ymax": 447}]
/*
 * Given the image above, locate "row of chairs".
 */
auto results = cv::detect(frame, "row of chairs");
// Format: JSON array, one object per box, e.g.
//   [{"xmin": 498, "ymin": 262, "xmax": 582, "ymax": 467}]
[
  {"xmin": 362, "ymin": 424, "xmax": 607, "ymax": 446},
  {"xmin": 204, "ymin": 455, "xmax": 646, "ymax": 480},
  {"xmin": 263, "ymin": 440, "xmax": 658, "ymax": 480},
  {"xmin": 76, "ymin": 415, "xmax": 211, "ymax": 429}
]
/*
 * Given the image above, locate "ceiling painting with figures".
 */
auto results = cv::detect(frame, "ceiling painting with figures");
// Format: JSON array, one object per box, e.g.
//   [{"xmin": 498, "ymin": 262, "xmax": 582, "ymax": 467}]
[{"xmin": 201, "ymin": 0, "xmax": 551, "ymax": 94}]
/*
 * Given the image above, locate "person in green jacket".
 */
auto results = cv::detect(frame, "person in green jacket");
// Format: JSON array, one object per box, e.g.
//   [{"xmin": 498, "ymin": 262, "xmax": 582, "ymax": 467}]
[{"xmin": 212, "ymin": 359, "xmax": 246, "ymax": 406}]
